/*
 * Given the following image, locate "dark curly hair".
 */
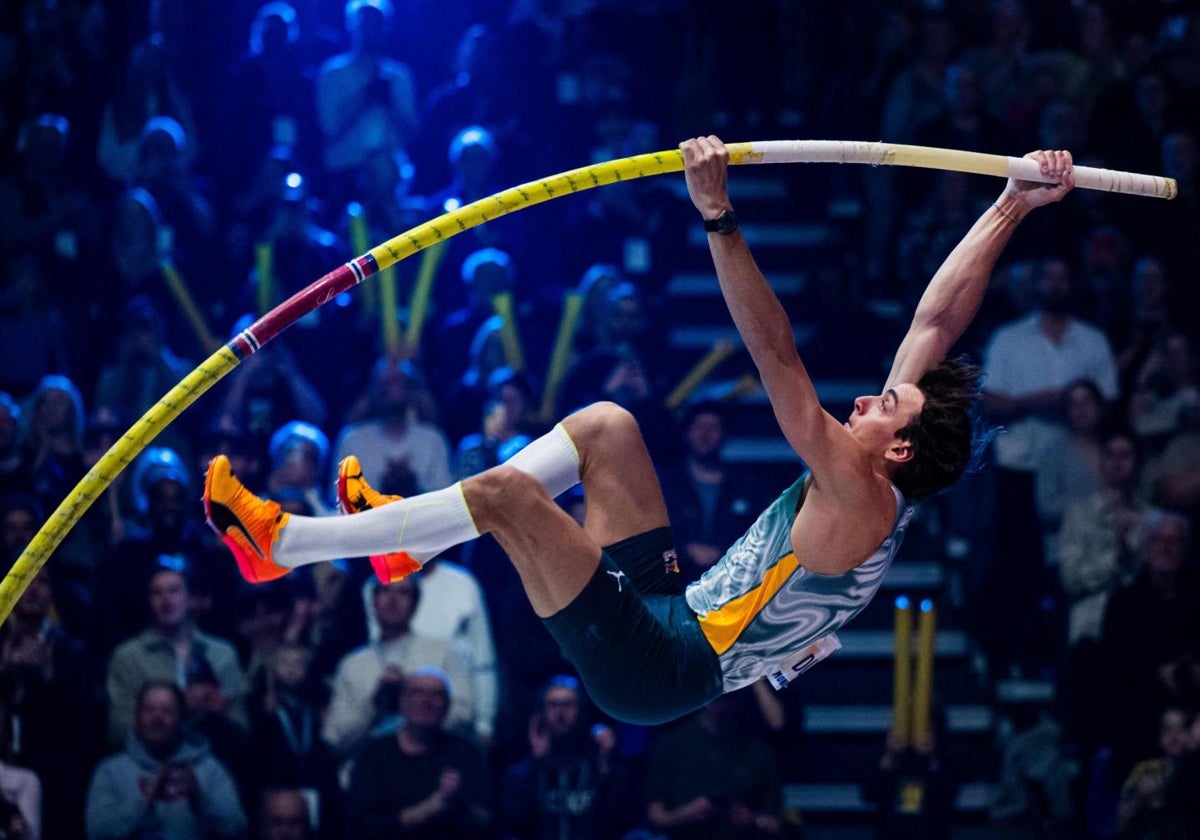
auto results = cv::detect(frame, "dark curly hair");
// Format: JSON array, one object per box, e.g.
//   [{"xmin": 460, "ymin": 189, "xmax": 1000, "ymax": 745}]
[{"xmin": 892, "ymin": 357, "xmax": 984, "ymax": 501}]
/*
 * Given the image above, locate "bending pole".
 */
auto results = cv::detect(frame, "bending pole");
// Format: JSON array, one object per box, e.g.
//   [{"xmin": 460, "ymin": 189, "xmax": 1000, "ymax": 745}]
[{"xmin": 0, "ymin": 141, "xmax": 1174, "ymax": 624}]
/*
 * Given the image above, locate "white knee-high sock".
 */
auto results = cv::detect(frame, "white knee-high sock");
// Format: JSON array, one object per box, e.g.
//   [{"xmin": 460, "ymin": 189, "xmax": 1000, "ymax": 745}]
[
  {"xmin": 502, "ymin": 422, "xmax": 581, "ymax": 499},
  {"xmin": 273, "ymin": 424, "xmax": 582, "ymax": 569}
]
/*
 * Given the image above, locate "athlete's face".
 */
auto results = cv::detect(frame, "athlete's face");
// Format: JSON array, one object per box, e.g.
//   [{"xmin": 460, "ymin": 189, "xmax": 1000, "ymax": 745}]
[{"xmin": 846, "ymin": 383, "xmax": 925, "ymax": 463}]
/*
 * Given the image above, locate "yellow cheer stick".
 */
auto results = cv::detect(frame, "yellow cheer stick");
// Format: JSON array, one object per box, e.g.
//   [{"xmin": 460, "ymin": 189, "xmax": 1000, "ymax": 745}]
[
  {"xmin": 255, "ymin": 241, "xmax": 275, "ymax": 316},
  {"xmin": 891, "ymin": 596, "xmax": 914, "ymax": 748},
  {"xmin": 665, "ymin": 340, "xmax": 736, "ymax": 411},
  {"xmin": 490, "ymin": 292, "xmax": 526, "ymax": 372},
  {"xmin": 912, "ymin": 599, "xmax": 938, "ymax": 747},
  {"xmin": 160, "ymin": 263, "xmax": 222, "ymax": 354},
  {"xmin": 538, "ymin": 292, "xmax": 584, "ymax": 422},
  {"xmin": 0, "ymin": 140, "xmax": 1174, "ymax": 625},
  {"xmin": 404, "ymin": 240, "xmax": 449, "ymax": 350}
]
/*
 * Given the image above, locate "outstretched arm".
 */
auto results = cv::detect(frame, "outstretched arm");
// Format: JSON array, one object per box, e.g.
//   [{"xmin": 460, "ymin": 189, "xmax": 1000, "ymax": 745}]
[
  {"xmin": 886, "ymin": 150, "xmax": 1075, "ymax": 388},
  {"xmin": 681, "ymin": 136, "xmax": 850, "ymax": 476}
]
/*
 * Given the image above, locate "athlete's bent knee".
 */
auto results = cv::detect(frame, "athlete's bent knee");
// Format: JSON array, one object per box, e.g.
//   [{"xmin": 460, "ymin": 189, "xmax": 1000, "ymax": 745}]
[
  {"xmin": 465, "ymin": 465, "xmax": 548, "ymax": 530},
  {"xmin": 571, "ymin": 401, "xmax": 639, "ymax": 448}
]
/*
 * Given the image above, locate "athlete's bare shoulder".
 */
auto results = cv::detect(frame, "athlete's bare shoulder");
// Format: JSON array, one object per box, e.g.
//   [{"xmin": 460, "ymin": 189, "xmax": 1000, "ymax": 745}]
[{"xmin": 790, "ymin": 472, "xmax": 898, "ymax": 575}]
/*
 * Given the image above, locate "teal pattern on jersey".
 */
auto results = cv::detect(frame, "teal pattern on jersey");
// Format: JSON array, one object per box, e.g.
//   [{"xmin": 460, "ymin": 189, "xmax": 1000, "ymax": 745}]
[{"xmin": 685, "ymin": 473, "xmax": 914, "ymax": 692}]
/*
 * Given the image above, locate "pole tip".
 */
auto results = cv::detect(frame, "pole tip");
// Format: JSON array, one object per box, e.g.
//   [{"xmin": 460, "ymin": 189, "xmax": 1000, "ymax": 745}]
[
  {"xmin": 895, "ymin": 595, "xmax": 910, "ymax": 609},
  {"xmin": 919, "ymin": 598, "xmax": 934, "ymax": 612}
]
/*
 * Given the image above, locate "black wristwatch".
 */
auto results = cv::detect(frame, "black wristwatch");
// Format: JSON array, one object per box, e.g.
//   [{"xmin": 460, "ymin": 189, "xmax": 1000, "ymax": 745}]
[{"xmin": 703, "ymin": 208, "xmax": 739, "ymax": 236}]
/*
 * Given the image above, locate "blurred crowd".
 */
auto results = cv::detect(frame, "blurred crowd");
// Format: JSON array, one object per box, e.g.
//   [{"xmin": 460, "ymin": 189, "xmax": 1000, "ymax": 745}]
[{"xmin": 1, "ymin": 0, "xmax": 1200, "ymax": 837}]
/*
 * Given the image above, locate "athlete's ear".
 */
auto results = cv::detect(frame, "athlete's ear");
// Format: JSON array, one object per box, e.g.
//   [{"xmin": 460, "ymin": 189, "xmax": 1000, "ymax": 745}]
[{"xmin": 886, "ymin": 440, "xmax": 914, "ymax": 465}]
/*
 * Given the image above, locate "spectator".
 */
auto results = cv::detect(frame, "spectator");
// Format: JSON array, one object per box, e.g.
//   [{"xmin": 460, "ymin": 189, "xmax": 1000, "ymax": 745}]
[
  {"xmin": 1131, "ymin": 330, "xmax": 1199, "ymax": 458},
  {"xmin": 0, "ymin": 566, "xmax": 100, "ymax": 839},
  {"xmin": 645, "ymin": 692, "xmax": 782, "ymax": 838},
  {"xmin": 559, "ymin": 281, "xmax": 678, "ymax": 462},
  {"xmin": 1140, "ymin": 372, "xmax": 1200, "ymax": 525},
  {"xmin": 100, "ymin": 447, "xmax": 234, "ymax": 646},
  {"xmin": 267, "ymin": 421, "xmax": 335, "ymax": 516},
  {"xmin": 1059, "ymin": 429, "xmax": 1161, "ymax": 758},
  {"xmin": 105, "ymin": 187, "xmax": 171, "ymax": 312},
  {"xmin": 0, "ymin": 704, "xmax": 41, "ymax": 840},
  {"xmin": 248, "ymin": 644, "xmax": 340, "ymax": 837},
  {"xmin": 0, "ymin": 797, "xmax": 29, "ymax": 840},
  {"xmin": 349, "ymin": 146, "xmax": 426, "ymax": 248},
  {"xmin": 454, "ymin": 391, "xmax": 533, "ymax": 481},
  {"xmin": 424, "ymin": 125, "xmax": 537, "ymax": 303},
  {"xmin": 1035, "ymin": 379, "xmax": 1108, "ymax": 559},
  {"xmin": 239, "ymin": 170, "xmax": 356, "ymax": 404},
  {"xmin": 106, "ymin": 561, "xmax": 248, "ymax": 747},
  {"xmin": 0, "ymin": 255, "xmax": 70, "ymax": 402},
  {"xmin": 1118, "ymin": 705, "xmax": 1193, "ymax": 837},
  {"xmin": 499, "ymin": 675, "xmax": 635, "ymax": 839},
  {"xmin": 332, "ymin": 358, "xmax": 452, "ymax": 497},
  {"xmin": 322, "ymin": 576, "xmax": 472, "ymax": 757},
  {"xmin": 93, "ymin": 295, "xmax": 193, "ymax": 460},
  {"xmin": 0, "ymin": 395, "xmax": 27, "ymax": 500},
  {"xmin": 96, "ymin": 33, "xmax": 198, "ymax": 186},
  {"xmin": 958, "ymin": 0, "xmax": 1035, "ymax": 137},
  {"xmin": 315, "ymin": 0, "xmax": 417, "ymax": 193},
  {"xmin": 258, "ymin": 787, "xmax": 314, "ymax": 840},
  {"xmin": 20, "ymin": 374, "xmax": 85, "ymax": 515},
  {"xmin": 234, "ymin": 583, "xmax": 297, "ymax": 691},
  {"xmin": 418, "ymin": 24, "xmax": 517, "ymax": 191},
  {"xmin": 220, "ymin": 343, "xmax": 329, "ymax": 448},
  {"xmin": 345, "ymin": 667, "xmax": 490, "ymax": 838},
  {"xmin": 432, "ymin": 247, "xmax": 518, "ymax": 417},
  {"xmin": 658, "ymin": 400, "xmax": 760, "ymax": 580},
  {"xmin": 0, "ymin": 495, "xmax": 40, "ymax": 575},
  {"xmin": 1102, "ymin": 512, "xmax": 1200, "ymax": 776},
  {"xmin": 0, "ymin": 113, "xmax": 98, "ymax": 264},
  {"xmin": 1116, "ymin": 255, "xmax": 1174, "ymax": 397},
  {"xmin": 225, "ymin": 2, "xmax": 322, "ymax": 192},
  {"xmin": 407, "ymin": 558, "xmax": 498, "ymax": 746},
  {"xmin": 85, "ymin": 680, "xmax": 247, "ymax": 840},
  {"xmin": 1059, "ymin": 429, "xmax": 1160, "ymax": 649},
  {"xmin": 980, "ymin": 255, "xmax": 1118, "ymax": 675}
]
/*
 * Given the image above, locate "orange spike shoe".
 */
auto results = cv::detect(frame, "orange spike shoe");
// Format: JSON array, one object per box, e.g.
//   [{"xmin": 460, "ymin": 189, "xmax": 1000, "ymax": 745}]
[
  {"xmin": 204, "ymin": 455, "xmax": 291, "ymax": 583},
  {"xmin": 336, "ymin": 455, "xmax": 421, "ymax": 584}
]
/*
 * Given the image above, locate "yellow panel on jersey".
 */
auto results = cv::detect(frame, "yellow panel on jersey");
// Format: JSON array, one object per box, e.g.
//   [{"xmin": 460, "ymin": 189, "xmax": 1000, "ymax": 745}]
[{"xmin": 696, "ymin": 552, "xmax": 801, "ymax": 655}]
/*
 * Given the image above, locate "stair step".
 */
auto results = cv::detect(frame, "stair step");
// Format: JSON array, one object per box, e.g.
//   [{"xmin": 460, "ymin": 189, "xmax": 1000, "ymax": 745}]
[
  {"xmin": 793, "ymin": 659, "xmax": 984, "ymax": 706},
  {"xmin": 666, "ymin": 271, "xmax": 807, "ymax": 296},
  {"xmin": 783, "ymin": 782, "xmax": 992, "ymax": 814},
  {"xmin": 667, "ymin": 324, "xmax": 816, "ymax": 351},
  {"xmin": 687, "ymin": 222, "xmax": 839, "ymax": 249},
  {"xmin": 722, "ymin": 437, "xmax": 801, "ymax": 463},
  {"xmin": 802, "ymin": 703, "xmax": 993, "ymax": 735},
  {"xmin": 994, "ymin": 678, "xmax": 1057, "ymax": 704},
  {"xmin": 834, "ymin": 629, "xmax": 969, "ymax": 659},
  {"xmin": 881, "ymin": 561, "xmax": 945, "ymax": 590}
]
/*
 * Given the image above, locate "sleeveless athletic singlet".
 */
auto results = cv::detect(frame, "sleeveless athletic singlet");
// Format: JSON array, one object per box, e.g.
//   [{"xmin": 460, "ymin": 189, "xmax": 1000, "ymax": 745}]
[{"xmin": 685, "ymin": 473, "xmax": 914, "ymax": 693}]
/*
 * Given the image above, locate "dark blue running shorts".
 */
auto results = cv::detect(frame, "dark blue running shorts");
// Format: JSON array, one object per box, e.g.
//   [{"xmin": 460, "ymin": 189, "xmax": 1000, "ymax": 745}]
[{"xmin": 540, "ymin": 527, "xmax": 725, "ymax": 725}]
